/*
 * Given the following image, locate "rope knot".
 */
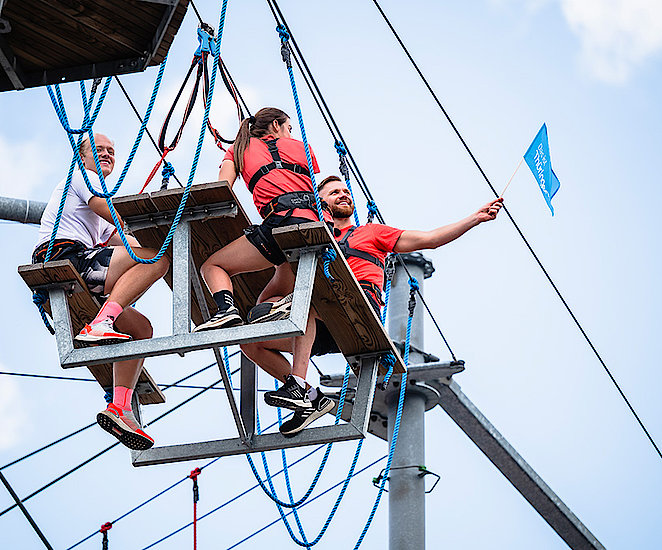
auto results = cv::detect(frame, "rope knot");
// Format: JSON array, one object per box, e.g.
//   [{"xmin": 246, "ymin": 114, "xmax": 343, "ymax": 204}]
[
  {"xmin": 277, "ymin": 24, "xmax": 292, "ymax": 67},
  {"xmin": 408, "ymin": 277, "xmax": 419, "ymax": 316},
  {"xmin": 189, "ymin": 467, "xmax": 201, "ymax": 481},
  {"xmin": 321, "ymin": 247, "xmax": 337, "ymax": 280},
  {"xmin": 334, "ymin": 140, "xmax": 347, "ymax": 156},
  {"xmin": 276, "ymin": 24, "xmax": 290, "ymax": 40},
  {"xmin": 160, "ymin": 161, "xmax": 175, "ymax": 190},
  {"xmin": 366, "ymin": 200, "xmax": 379, "ymax": 223},
  {"xmin": 32, "ymin": 291, "xmax": 55, "ymax": 335},
  {"xmin": 378, "ymin": 353, "xmax": 396, "ymax": 390},
  {"xmin": 100, "ymin": 522, "xmax": 112, "ymax": 533}
]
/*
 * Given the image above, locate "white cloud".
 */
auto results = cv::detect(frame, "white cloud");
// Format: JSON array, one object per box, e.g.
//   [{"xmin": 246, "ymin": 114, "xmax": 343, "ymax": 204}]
[
  {"xmin": 494, "ymin": 0, "xmax": 662, "ymax": 82},
  {"xmin": 0, "ymin": 376, "xmax": 27, "ymax": 451},
  {"xmin": 562, "ymin": 0, "xmax": 662, "ymax": 83}
]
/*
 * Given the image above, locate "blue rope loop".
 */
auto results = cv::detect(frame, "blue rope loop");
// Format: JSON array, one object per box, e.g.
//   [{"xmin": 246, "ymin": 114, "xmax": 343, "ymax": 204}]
[
  {"xmin": 104, "ymin": 391, "xmax": 113, "ymax": 404},
  {"xmin": 366, "ymin": 200, "xmax": 379, "ymax": 223},
  {"xmin": 321, "ymin": 247, "xmax": 336, "ymax": 280},
  {"xmin": 246, "ymin": 363, "xmax": 363, "ymax": 547},
  {"xmin": 32, "ymin": 291, "xmax": 55, "ymax": 335},
  {"xmin": 160, "ymin": 161, "xmax": 175, "ymax": 190}
]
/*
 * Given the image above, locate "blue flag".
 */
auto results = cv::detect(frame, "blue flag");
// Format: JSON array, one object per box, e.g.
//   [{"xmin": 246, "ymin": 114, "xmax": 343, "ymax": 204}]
[{"xmin": 523, "ymin": 124, "xmax": 560, "ymax": 215}]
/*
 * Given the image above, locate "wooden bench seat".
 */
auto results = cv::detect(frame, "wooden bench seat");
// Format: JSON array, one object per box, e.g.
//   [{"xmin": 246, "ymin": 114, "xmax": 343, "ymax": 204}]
[
  {"xmin": 113, "ymin": 181, "xmax": 273, "ymax": 325},
  {"xmin": 273, "ymin": 222, "xmax": 406, "ymax": 375},
  {"xmin": 18, "ymin": 260, "xmax": 165, "ymax": 405}
]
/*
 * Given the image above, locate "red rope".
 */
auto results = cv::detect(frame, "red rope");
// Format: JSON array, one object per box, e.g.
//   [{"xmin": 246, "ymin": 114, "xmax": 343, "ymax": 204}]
[
  {"xmin": 189, "ymin": 468, "xmax": 201, "ymax": 550},
  {"xmin": 139, "ymin": 147, "xmax": 172, "ymax": 194}
]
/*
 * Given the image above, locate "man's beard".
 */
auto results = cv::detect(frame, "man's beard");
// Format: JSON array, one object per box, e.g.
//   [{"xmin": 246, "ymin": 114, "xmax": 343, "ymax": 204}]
[{"xmin": 330, "ymin": 203, "xmax": 354, "ymax": 219}]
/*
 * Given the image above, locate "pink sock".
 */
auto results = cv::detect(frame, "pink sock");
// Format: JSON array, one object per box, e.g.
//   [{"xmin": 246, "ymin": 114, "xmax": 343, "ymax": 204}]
[
  {"xmin": 113, "ymin": 386, "xmax": 133, "ymax": 411},
  {"xmin": 93, "ymin": 301, "xmax": 123, "ymax": 325}
]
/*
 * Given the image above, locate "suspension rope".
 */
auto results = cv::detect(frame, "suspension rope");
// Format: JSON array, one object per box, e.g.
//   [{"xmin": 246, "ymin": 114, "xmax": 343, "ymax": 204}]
[
  {"xmin": 99, "ymin": 522, "xmax": 112, "ymax": 550},
  {"xmin": 276, "ymin": 24, "xmax": 326, "ymax": 222},
  {"xmin": 370, "ymin": 0, "xmax": 659, "ymax": 458},
  {"xmin": 334, "ymin": 140, "xmax": 360, "ymax": 226},
  {"xmin": 320, "ymin": 247, "xmax": 336, "ymax": 280},
  {"xmin": 265, "ymin": 0, "xmax": 457, "ymax": 361},
  {"xmin": 189, "ymin": 468, "xmax": 201, "ymax": 550}
]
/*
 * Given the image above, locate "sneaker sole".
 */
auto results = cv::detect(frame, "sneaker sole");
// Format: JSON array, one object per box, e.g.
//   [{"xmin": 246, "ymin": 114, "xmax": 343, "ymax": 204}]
[
  {"xmin": 96, "ymin": 411, "xmax": 154, "ymax": 451},
  {"xmin": 192, "ymin": 315, "xmax": 244, "ymax": 332},
  {"xmin": 264, "ymin": 393, "xmax": 311, "ymax": 411},
  {"xmin": 248, "ymin": 308, "xmax": 291, "ymax": 324},
  {"xmin": 74, "ymin": 335, "xmax": 132, "ymax": 345},
  {"xmin": 280, "ymin": 400, "xmax": 335, "ymax": 438}
]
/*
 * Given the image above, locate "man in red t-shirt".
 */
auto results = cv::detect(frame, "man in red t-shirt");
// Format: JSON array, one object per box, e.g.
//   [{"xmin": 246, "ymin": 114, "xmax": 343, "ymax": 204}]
[{"xmin": 241, "ymin": 176, "xmax": 503, "ymax": 436}]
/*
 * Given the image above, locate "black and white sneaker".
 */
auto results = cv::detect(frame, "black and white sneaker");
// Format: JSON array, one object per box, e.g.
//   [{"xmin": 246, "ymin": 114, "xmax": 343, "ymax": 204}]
[
  {"xmin": 279, "ymin": 391, "xmax": 335, "ymax": 437},
  {"xmin": 264, "ymin": 375, "xmax": 310, "ymax": 411},
  {"xmin": 192, "ymin": 306, "xmax": 244, "ymax": 332},
  {"xmin": 247, "ymin": 293, "xmax": 293, "ymax": 323}
]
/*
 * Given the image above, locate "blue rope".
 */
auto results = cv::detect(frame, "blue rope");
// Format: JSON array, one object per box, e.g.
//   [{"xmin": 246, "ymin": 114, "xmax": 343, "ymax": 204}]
[
  {"xmin": 32, "ymin": 291, "xmax": 55, "ymax": 335},
  {"xmin": 246, "ymin": 362, "xmax": 352, "ymax": 509},
  {"xmin": 43, "ymin": 81, "xmax": 106, "ymax": 262},
  {"xmin": 276, "ymin": 24, "xmax": 325, "ymax": 223},
  {"xmin": 334, "ymin": 140, "xmax": 360, "ymax": 226},
  {"xmin": 321, "ymin": 247, "xmax": 336, "ymax": 280},
  {"xmin": 352, "ymin": 277, "xmax": 417, "ymax": 549},
  {"xmin": 379, "ymin": 353, "xmax": 396, "ymax": 390}
]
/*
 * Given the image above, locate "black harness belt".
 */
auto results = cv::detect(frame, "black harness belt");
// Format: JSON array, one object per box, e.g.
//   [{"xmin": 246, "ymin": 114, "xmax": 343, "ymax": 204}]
[
  {"xmin": 248, "ymin": 138, "xmax": 311, "ymax": 194},
  {"xmin": 337, "ymin": 226, "xmax": 385, "ymax": 270}
]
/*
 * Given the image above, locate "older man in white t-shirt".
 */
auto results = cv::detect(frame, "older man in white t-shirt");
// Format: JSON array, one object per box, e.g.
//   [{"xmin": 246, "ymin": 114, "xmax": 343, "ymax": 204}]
[{"xmin": 33, "ymin": 134, "xmax": 169, "ymax": 450}]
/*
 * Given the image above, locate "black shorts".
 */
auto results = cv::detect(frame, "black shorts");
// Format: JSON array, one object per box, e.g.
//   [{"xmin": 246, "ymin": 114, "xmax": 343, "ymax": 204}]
[
  {"xmin": 311, "ymin": 291, "xmax": 382, "ymax": 357},
  {"xmin": 32, "ymin": 239, "xmax": 114, "ymax": 298},
  {"xmin": 244, "ymin": 215, "xmax": 315, "ymax": 266}
]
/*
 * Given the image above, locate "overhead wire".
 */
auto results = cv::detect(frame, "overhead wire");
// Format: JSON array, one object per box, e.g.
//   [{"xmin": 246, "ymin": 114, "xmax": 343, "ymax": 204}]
[
  {"xmin": 0, "ymin": 363, "xmax": 239, "ymax": 517},
  {"xmin": 369, "ymin": 0, "xmax": 661, "ymax": 459},
  {"xmin": 0, "ymin": 357, "xmax": 234, "ymax": 472}
]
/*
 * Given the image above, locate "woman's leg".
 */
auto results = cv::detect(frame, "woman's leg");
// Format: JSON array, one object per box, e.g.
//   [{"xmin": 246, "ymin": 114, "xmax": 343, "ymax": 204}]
[{"xmin": 200, "ymin": 235, "xmax": 273, "ymax": 294}]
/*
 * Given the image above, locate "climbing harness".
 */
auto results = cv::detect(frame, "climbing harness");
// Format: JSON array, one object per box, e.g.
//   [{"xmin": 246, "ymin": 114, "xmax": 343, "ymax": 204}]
[
  {"xmin": 336, "ymin": 227, "xmax": 385, "ymax": 269},
  {"xmin": 259, "ymin": 191, "xmax": 320, "ymax": 221},
  {"xmin": 248, "ymin": 138, "xmax": 311, "ymax": 193}
]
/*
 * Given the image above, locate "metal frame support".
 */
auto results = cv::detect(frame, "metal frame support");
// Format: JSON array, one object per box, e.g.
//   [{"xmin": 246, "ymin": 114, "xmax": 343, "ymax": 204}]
[
  {"xmin": 57, "ymin": 249, "xmax": 318, "ymax": 368},
  {"xmin": 132, "ymin": 356, "xmax": 379, "ymax": 466}
]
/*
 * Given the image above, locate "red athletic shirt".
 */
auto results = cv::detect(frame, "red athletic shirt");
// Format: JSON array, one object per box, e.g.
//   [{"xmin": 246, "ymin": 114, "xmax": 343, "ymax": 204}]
[
  {"xmin": 335, "ymin": 224, "xmax": 404, "ymax": 298},
  {"xmin": 224, "ymin": 136, "xmax": 329, "ymax": 222}
]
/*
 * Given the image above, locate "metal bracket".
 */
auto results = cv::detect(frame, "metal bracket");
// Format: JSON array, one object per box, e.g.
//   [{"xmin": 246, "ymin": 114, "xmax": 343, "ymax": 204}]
[{"xmin": 125, "ymin": 201, "xmax": 237, "ymax": 231}]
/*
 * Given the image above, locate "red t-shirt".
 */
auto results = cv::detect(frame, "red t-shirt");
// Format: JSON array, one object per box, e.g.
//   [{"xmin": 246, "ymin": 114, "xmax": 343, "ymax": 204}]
[
  {"xmin": 224, "ymin": 136, "xmax": 329, "ymax": 222},
  {"xmin": 335, "ymin": 224, "xmax": 404, "ymax": 300}
]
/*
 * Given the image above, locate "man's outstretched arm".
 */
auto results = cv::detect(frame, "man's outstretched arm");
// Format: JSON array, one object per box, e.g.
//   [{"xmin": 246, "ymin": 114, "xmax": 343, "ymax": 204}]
[{"xmin": 394, "ymin": 198, "xmax": 503, "ymax": 253}]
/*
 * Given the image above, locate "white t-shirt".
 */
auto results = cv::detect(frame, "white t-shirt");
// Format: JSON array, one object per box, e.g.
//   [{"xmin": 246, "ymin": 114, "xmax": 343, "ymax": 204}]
[{"xmin": 37, "ymin": 169, "xmax": 116, "ymax": 249}]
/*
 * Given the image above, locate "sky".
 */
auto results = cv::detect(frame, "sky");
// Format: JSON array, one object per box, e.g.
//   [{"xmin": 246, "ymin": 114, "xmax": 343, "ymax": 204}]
[{"xmin": 1, "ymin": 0, "xmax": 661, "ymax": 548}]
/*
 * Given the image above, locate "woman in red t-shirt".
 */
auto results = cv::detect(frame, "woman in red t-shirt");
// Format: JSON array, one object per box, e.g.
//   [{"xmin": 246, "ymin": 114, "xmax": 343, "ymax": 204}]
[{"xmin": 195, "ymin": 107, "xmax": 328, "ymax": 331}]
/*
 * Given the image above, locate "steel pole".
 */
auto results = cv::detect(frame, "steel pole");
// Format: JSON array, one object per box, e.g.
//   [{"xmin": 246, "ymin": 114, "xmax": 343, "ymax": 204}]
[
  {"xmin": 0, "ymin": 196, "xmax": 45, "ymax": 225},
  {"xmin": 386, "ymin": 253, "xmax": 434, "ymax": 550}
]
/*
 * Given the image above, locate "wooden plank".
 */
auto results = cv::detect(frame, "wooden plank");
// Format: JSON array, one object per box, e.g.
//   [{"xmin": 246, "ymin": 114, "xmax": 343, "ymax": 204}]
[
  {"xmin": 114, "ymin": 181, "xmax": 274, "ymax": 325},
  {"xmin": 18, "ymin": 261, "xmax": 165, "ymax": 405},
  {"xmin": 273, "ymin": 222, "xmax": 406, "ymax": 374}
]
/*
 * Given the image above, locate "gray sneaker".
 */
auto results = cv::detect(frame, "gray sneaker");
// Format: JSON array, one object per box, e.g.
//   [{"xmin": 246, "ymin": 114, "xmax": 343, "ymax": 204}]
[
  {"xmin": 279, "ymin": 391, "xmax": 334, "ymax": 437},
  {"xmin": 247, "ymin": 293, "xmax": 293, "ymax": 323},
  {"xmin": 192, "ymin": 306, "xmax": 244, "ymax": 332}
]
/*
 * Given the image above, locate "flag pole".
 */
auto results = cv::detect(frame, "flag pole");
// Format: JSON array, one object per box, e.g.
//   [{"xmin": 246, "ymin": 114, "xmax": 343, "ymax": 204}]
[{"xmin": 500, "ymin": 157, "xmax": 524, "ymax": 198}]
